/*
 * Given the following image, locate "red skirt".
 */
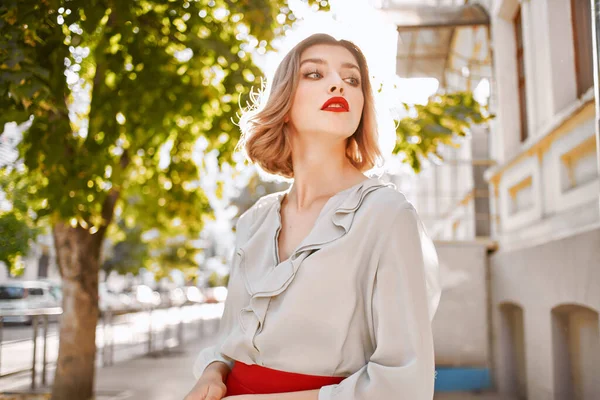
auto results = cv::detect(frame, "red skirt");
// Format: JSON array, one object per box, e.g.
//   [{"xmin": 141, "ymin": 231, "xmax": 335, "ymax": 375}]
[{"xmin": 225, "ymin": 361, "xmax": 345, "ymax": 395}]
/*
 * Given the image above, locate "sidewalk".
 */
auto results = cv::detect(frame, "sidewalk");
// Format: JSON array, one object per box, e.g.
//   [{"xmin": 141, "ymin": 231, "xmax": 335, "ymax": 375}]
[
  {"xmin": 94, "ymin": 336, "xmax": 209, "ymax": 400},
  {"xmin": 0, "ymin": 318, "xmax": 221, "ymax": 400}
]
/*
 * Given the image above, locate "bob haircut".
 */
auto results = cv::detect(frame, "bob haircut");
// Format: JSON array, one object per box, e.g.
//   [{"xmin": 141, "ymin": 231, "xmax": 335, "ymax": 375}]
[{"xmin": 238, "ymin": 33, "xmax": 383, "ymax": 179}]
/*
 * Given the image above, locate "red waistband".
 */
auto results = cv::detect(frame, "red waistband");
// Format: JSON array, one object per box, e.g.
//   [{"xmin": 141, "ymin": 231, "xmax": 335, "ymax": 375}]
[{"xmin": 225, "ymin": 361, "xmax": 345, "ymax": 395}]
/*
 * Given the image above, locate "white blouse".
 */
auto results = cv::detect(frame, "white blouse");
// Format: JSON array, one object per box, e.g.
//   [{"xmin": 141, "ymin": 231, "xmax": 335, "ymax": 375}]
[{"xmin": 193, "ymin": 177, "xmax": 442, "ymax": 400}]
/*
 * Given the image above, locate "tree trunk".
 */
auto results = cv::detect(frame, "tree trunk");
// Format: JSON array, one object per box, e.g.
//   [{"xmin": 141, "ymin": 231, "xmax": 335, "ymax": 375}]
[{"xmin": 51, "ymin": 222, "xmax": 103, "ymax": 400}]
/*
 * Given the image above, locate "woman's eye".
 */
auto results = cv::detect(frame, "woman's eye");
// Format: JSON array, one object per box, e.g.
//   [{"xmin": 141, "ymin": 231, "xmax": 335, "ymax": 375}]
[
  {"xmin": 302, "ymin": 71, "xmax": 359, "ymax": 86},
  {"xmin": 304, "ymin": 71, "xmax": 322, "ymax": 79}
]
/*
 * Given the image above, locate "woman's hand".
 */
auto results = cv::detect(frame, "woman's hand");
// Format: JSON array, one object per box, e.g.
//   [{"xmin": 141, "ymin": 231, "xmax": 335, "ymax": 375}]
[
  {"xmin": 183, "ymin": 374, "xmax": 227, "ymax": 400},
  {"xmin": 184, "ymin": 362, "xmax": 231, "ymax": 400}
]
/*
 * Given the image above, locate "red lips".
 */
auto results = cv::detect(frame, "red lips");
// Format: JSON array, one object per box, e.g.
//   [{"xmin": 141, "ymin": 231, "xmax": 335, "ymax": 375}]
[{"xmin": 321, "ymin": 96, "xmax": 349, "ymax": 112}]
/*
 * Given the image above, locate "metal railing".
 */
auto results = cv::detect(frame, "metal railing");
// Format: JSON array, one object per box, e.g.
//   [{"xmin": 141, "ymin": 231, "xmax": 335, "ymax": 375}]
[
  {"xmin": 0, "ymin": 303, "xmax": 219, "ymax": 390},
  {"xmin": 0, "ymin": 307, "xmax": 62, "ymax": 389}
]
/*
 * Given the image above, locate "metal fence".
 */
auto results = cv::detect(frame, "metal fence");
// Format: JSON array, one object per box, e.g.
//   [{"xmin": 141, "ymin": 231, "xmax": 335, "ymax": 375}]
[{"xmin": 0, "ymin": 304, "xmax": 220, "ymax": 390}]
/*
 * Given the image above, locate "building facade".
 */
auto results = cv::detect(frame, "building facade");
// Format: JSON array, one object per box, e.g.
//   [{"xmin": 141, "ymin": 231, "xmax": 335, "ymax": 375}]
[
  {"xmin": 381, "ymin": 0, "xmax": 600, "ymax": 399},
  {"xmin": 486, "ymin": 1, "xmax": 599, "ymax": 399}
]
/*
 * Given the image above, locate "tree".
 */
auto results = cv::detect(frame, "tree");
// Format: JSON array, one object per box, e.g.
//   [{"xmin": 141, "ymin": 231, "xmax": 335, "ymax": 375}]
[
  {"xmin": 0, "ymin": 1, "xmax": 328, "ymax": 398},
  {"xmin": 0, "ymin": 213, "xmax": 40, "ymax": 276},
  {"xmin": 0, "ymin": 172, "xmax": 43, "ymax": 276},
  {"xmin": 100, "ymin": 218, "xmax": 148, "ymax": 278},
  {"xmin": 394, "ymin": 91, "xmax": 491, "ymax": 172}
]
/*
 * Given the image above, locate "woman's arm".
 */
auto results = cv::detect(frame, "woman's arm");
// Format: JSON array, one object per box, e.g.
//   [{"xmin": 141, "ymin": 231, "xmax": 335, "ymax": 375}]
[
  {"xmin": 192, "ymin": 208, "xmax": 254, "ymax": 379},
  {"xmin": 317, "ymin": 206, "xmax": 441, "ymax": 400},
  {"xmin": 224, "ymin": 389, "xmax": 319, "ymax": 400}
]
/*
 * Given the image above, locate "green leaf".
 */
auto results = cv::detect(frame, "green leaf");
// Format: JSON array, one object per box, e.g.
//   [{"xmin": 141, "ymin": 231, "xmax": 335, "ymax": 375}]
[{"xmin": 394, "ymin": 92, "xmax": 493, "ymax": 172}]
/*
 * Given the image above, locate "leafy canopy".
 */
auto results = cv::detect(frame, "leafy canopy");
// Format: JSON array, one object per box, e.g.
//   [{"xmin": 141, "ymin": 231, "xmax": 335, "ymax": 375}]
[{"xmin": 0, "ymin": 0, "xmax": 329, "ymax": 263}]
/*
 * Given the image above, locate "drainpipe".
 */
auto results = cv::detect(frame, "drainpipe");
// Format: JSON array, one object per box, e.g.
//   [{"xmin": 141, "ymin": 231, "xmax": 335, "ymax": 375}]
[{"xmin": 593, "ymin": 0, "xmax": 600, "ymax": 211}]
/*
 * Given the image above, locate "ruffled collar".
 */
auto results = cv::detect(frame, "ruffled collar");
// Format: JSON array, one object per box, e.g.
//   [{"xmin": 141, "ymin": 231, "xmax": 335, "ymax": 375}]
[{"xmin": 270, "ymin": 176, "xmax": 395, "ymax": 259}]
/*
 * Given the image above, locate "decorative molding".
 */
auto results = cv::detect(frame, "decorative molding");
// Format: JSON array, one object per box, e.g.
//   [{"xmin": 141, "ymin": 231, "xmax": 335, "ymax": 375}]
[
  {"xmin": 485, "ymin": 100, "xmax": 595, "ymax": 183},
  {"xmin": 560, "ymin": 135, "xmax": 597, "ymax": 188},
  {"xmin": 508, "ymin": 175, "xmax": 532, "ymax": 200}
]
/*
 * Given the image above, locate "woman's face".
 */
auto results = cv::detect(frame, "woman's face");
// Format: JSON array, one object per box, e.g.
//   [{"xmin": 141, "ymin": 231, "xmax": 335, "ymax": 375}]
[{"xmin": 288, "ymin": 44, "xmax": 364, "ymax": 141}]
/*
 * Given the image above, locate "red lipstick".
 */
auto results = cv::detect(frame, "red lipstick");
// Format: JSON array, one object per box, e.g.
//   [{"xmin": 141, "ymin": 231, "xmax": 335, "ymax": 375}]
[{"xmin": 321, "ymin": 96, "xmax": 349, "ymax": 112}]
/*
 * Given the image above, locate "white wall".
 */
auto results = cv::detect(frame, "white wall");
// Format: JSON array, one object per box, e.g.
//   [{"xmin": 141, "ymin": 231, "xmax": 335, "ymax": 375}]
[
  {"xmin": 490, "ymin": 226, "xmax": 600, "ymax": 400},
  {"xmin": 433, "ymin": 241, "xmax": 491, "ymax": 366}
]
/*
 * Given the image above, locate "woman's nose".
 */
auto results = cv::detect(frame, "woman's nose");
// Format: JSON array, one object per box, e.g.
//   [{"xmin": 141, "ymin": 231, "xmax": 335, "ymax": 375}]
[{"xmin": 328, "ymin": 84, "xmax": 344, "ymax": 95}]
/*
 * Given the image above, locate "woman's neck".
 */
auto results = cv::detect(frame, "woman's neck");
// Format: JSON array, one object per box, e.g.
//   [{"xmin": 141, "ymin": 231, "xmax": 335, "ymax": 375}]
[
  {"xmin": 285, "ymin": 130, "xmax": 367, "ymax": 210},
  {"xmin": 287, "ymin": 157, "xmax": 366, "ymax": 211}
]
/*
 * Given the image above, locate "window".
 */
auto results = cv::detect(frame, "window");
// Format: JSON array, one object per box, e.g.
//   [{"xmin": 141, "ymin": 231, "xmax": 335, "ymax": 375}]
[
  {"xmin": 514, "ymin": 7, "xmax": 529, "ymax": 142},
  {"xmin": 50, "ymin": 286, "xmax": 62, "ymax": 300},
  {"xmin": 571, "ymin": 0, "xmax": 594, "ymax": 97},
  {"xmin": 29, "ymin": 288, "xmax": 44, "ymax": 296},
  {"xmin": 0, "ymin": 286, "xmax": 25, "ymax": 300}
]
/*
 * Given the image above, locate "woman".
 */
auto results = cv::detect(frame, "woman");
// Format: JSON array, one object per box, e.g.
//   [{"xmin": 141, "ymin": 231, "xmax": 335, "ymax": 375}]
[{"xmin": 185, "ymin": 33, "xmax": 441, "ymax": 400}]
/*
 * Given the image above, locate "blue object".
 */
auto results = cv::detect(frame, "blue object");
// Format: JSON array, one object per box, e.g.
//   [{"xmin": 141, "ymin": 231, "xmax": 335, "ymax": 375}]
[{"xmin": 434, "ymin": 367, "xmax": 492, "ymax": 392}]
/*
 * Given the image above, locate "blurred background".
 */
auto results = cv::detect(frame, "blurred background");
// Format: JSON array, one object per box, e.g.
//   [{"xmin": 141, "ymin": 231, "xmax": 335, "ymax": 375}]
[{"xmin": 0, "ymin": 0, "xmax": 599, "ymax": 399}]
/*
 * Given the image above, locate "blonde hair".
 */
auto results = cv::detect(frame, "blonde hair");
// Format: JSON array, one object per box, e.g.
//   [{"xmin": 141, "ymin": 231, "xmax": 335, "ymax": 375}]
[{"xmin": 238, "ymin": 33, "xmax": 383, "ymax": 179}]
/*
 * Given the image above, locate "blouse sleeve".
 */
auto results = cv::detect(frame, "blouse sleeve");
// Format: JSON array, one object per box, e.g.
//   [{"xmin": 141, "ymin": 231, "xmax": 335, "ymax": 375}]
[
  {"xmin": 192, "ymin": 295, "xmax": 236, "ymax": 378},
  {"xmin": 192, "ymin": 210, "xmax": 254, "ymax": 379},
  {"xmin": 319, "ymin": 206, "xmax": 441, "ymax": 400}
]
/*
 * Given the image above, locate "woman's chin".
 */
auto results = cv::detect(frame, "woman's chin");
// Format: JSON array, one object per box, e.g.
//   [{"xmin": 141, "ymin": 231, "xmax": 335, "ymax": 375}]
[
  {"xmin": 294, "ymin": 122, "xmax": 359, "ymax": 140},
  {"xmin": 312, "ymin": 123, "xmax": 359, "ymax": 137},
  {"xmin": 325, "ymin": 128, "xmax": 358, "ymax": 139}
]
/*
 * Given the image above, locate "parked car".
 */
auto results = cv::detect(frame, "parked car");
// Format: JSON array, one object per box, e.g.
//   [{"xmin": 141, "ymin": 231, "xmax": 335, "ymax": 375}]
[
  {"xmin": 169, "ymin": 287, "xmax": 187, "ymax": 307},
  {"xmin": 38, "ymin": 279, "xmax": 63, "ymax": 304},
  {"xmin": 98, "ymin": 282, "xmax": 125, "ymax": 313},
  {"xmin": 116, "ymin": 291, "xmax": 138, "ymax": 311},
  {"xmin": 155, "ymin": 287, "xmax": 173, "ymax": 308},
  {"xmin": 184, "ymin": 286, "xmax": 206, "ymax": 304},
  {"xmin": 134, "ymin": 285, "xmax": 161, "ymax": 307},
  {"xmin": 203, "ymin": 286, "xmax": 228, "ymax": 303},
  {"xmin": 0, "ymin": 280, "xmax": 62, "ymax": 324},
  {"xmin": 120, "ymin": 287, "xmax": 143, "ymax": 311}
]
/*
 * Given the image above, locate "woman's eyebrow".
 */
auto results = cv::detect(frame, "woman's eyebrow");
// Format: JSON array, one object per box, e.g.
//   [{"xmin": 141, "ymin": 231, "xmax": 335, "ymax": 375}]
[{"xmin": 299, "ymin": 58, "xmax": 360, "ymax": 72}]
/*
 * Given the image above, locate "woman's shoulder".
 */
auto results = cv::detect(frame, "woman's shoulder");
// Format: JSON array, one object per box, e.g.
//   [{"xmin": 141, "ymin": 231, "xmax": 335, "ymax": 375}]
[
  {"xmin": 236, "ymin": 190, "xmax": 285, "ymax": 231},
  {"xmin": 329, "ymin": 177, "xmax": 417, "ymax": 236},
  {"xmin": 360, "ymin": 180, "xmax": 415, "ymax": 217}
]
